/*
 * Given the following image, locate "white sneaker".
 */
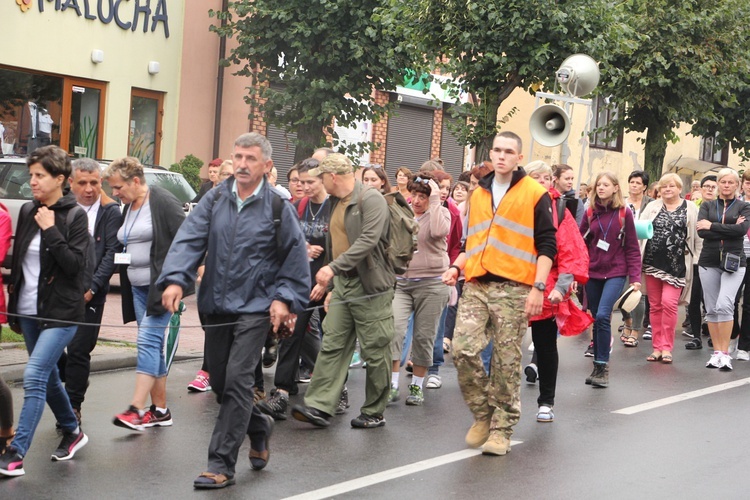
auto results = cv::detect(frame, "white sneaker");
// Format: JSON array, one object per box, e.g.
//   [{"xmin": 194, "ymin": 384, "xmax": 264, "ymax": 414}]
[
  {"xmin": 425, "ymin": 374, "xmax": 442, "ymax": 389},
  {"xmin": 736, "ymin": 349, "xmax": 750, "ymax": 361},
  {"xmin": 729, "ymin": 338, "xmax": 739, "ymax": 354},
  {"xmin": 536, "ymin": 405, "xmax": 554, "ymax": 423},
  {"xmin": 706, "ymin": 351, "xmax": 723, "ymax": 368},
  {"xmin": 719, "ymin": 354, "xmax": 733, "ymax": 371}
]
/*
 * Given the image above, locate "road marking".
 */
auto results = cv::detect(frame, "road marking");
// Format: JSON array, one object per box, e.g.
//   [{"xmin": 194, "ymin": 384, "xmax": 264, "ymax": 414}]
[
  {"xmin": 613, "ymin": 377, "xmax": 750, "ymax": 415},
  {"xmin": 282, "ymin": 442, "xmax": 521, "ymax": 500}
]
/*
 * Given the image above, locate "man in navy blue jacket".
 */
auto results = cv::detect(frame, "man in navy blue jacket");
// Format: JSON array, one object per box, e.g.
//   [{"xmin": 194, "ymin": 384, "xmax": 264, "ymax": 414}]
[
  {"xmin": 157, "ymin": 132, "xmax": 310, "ymax": 490},
  {"xmin": 59, "ymin": 158, "xmax": 122, "ymax": 424}
]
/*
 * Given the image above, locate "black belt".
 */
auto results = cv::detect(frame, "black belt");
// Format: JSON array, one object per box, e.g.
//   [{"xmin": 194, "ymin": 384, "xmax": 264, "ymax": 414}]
[{"xmin": 339, "ymin": 269, "xmax": 359, "ymax": 278}]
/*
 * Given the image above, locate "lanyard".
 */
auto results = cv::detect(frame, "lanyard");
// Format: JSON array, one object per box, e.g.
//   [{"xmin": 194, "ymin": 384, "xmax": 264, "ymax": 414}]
[
  {"xmin": 717, "ymin": 198, "xmax": 736, "ymax": 251},
  {"xmin": 596, "ymin": 210, "xmax": 616, "ymax": 240},
  {"xmin": 122, "ymin": 189, "xmax": 150, "ymax": 249},
  {"xmin": 716, "ymin": 199, "xmax": 736, "ymax": 223}
]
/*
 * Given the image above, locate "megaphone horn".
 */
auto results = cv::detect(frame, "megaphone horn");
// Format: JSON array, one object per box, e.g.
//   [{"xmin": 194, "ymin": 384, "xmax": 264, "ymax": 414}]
[{"xmin": 529, "ymin": 104, "xmax": 571, "ymax": 147}]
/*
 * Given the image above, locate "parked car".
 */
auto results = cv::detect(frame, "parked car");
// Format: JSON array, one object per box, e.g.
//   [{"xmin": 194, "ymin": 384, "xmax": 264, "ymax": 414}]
[{"xmin": 0, "ymin": 156, "xmax": 196, "ymax": 268}]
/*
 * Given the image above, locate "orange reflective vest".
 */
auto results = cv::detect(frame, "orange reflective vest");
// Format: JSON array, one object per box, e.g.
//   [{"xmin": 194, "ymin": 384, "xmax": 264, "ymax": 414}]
[{"xmin": 464, "ymin": 176, "xmax": 547, "ymax": 285}]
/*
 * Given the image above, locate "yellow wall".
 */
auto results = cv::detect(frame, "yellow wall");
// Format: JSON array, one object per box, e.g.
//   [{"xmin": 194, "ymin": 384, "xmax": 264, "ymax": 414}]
[
  {"xmin": 0, "ymin": 0, "xmax": 184, "ymax": 164},
  {"xmin": 177, "ymin": 1, "xmax": 255, "ymax": 176},
  {"xmin": 498, "ymin": 87, "xmax": 745, "ymax": 189}
]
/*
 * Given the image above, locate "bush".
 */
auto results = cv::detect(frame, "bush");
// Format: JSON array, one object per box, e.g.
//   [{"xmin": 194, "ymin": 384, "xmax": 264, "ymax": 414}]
[{"xmin": 170, "ymin": 154, "xmax": 204, "ymax": 192}]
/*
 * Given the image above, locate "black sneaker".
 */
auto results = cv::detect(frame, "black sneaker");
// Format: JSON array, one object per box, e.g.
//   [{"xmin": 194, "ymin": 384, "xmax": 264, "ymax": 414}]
[
  {"xmin": 141, "ymin": 405, "xmax": 173, "ymax": 428},
  {"xmin": 0, "ymin": 447, "xmax": 25, "ymax": 476},
  {"xmin": 643, "ymin": 326, "xmax": 652, "ymax": 340},
  {"xmin": 584, "ymin": 342, "xmax": 594, "ymax": 357},
  {"xmin": 351, "ymin": 413, "xmax": 385, "ymax": 429},
  {"xmin": 257, "ymin": 392, "xmax": 288, "ymax": 420},
  {"xmin": 291, "ymin": 405, "xmax": 331, "ymax": 428},
  {"xmin": 263, "ymin": 343, "xmax": 279, "ymax": 368},
  {"xmin": 296, "ymin": 367, "xmax": 312, "ymax": 384},
  {"xmin": 685, "ymin": 338, "xmax": 703, "ymax": 350},
  {"xmin": 524, "ymin": 363, "xmax": 538, "ymax": 384},
  {"xmin": 335, "ymin": 388, "xmax": 350, "ymax": 415},
  {"xmin": 51, "ymin": 430, "xmax": 89, "ymax": 461}
]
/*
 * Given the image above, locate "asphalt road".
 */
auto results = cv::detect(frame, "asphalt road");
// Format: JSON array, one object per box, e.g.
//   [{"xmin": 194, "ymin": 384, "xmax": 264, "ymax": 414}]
[{"xmin": 1, "ymin": 331, "xmax": 748, "ymax": 499}]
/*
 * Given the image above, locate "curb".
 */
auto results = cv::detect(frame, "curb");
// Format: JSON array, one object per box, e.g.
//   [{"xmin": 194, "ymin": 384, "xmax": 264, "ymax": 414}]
[{"xmin": 0, "ymin": 352, "xmax": 201, "ymax": 385}]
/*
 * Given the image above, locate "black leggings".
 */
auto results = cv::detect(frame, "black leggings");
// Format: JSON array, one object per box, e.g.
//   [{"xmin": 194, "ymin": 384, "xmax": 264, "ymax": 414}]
[
  {"xmin": 530, "ymin": 318, "xmax": 558, "ymax": 407},
  {"xmin": 0, "ymin": 376, "xmax": 12, "ymax": 430}
]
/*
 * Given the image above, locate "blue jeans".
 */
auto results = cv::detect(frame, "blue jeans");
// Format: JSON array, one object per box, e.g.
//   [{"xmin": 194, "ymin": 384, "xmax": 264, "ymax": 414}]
[
  {"xmin": 132, "ymin": 285, "xmax": 172, "ymax": 378},
  {"xmin": 13, "ymin": 318, "xmax": 78, "ymax": 456},
  {"xmin": 427, "ymin": 306, "xmax": 448, "ymax": 375},
  {"xmin": 586, "ymin": 277, "xmax": 627, "ymax": 363}
]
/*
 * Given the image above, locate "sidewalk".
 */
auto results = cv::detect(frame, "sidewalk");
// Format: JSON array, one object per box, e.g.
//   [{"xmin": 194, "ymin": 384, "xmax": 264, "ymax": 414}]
[{"xmin": 0, "ymin": 291, "xmax": 205, "ymax": 383}]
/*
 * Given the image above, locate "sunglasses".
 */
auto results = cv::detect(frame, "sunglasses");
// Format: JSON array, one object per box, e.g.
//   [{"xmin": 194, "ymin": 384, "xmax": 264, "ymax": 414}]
[{"xmin": 413, "ymin": 176, "xmax": 430, "ymax": 185}]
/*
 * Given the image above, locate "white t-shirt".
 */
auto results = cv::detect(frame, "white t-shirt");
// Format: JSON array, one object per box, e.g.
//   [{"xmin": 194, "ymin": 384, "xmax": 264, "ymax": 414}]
[
  {"xmin": 79, "ymin": 198, "xmax": 100, "ymax": 236},
  {"xmin": 18, "ymin": 231, "xmax": 42, "ymax": 316},
  {"xmin": 491, "ymin": 177, "xmax": 511, "ymax": 212}
]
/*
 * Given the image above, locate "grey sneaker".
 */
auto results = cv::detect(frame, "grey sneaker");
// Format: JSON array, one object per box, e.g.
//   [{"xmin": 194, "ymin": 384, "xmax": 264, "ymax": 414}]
[
  {"xmin": 335, "ymin": 387, "xmax": 350, "ymax": 415},
  {"xmin": 387, "ymin": 385, "xmax": 400, "ymax": 404},
  {"xmin": 256, "ymin": 392, "xmax": 288, "ymax": 420},
  {"xmin": 405, "ymin": 384, "xmax": 424, "ymax": 406}
]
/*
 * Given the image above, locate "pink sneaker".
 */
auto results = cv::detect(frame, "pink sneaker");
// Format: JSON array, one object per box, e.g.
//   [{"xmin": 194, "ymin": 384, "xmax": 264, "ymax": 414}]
[{"xmin": 188, "ymin": 370, "xmax": 211, "ymax": 392}]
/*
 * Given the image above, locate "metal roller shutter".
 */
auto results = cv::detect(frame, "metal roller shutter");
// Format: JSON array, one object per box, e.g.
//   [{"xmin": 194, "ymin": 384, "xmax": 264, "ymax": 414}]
[
  {"xmin": 440, "ymin": 111, "xmax": 467, "ymax": 183},
  {"xmin": 266, "ymin": 122, "xmax": 297, "ymax": 188},
  {"xmin": 384, "ymin": 103, "xmax": 434, "ymax": 184}
]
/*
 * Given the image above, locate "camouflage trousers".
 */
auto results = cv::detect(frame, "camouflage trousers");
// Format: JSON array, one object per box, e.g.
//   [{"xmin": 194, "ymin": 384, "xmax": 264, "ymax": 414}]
[{"xmin": 453, "ymin": 280, "xmax": 529, "ymax": 437}]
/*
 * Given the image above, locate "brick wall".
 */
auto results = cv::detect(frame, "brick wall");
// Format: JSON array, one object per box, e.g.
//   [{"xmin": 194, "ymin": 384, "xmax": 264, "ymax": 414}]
[
  {"xmin": 431, "ymin": 107, "xmax": 443, "ymax": 160},
  {"xmin": 369, "ymin": 90, "xmax": 390, "ymax": 167}
]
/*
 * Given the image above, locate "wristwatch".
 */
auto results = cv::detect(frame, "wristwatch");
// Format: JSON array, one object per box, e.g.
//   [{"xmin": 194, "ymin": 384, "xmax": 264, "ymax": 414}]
[{"xmin": 533, "ymin": 282, "xmax": 546, "ymax": 292}]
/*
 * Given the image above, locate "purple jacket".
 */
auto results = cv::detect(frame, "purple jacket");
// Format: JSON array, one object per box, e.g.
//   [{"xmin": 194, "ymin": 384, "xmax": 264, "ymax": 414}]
[{"xmin": 580, "ymin": 202, "xmax": 641, "ymax": 283}]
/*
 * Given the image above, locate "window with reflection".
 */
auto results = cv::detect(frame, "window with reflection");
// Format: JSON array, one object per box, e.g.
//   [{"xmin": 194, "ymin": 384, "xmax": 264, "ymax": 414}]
[{"xmin": 0, "ymin": 67, "xmax": 63, "ymax": 155}]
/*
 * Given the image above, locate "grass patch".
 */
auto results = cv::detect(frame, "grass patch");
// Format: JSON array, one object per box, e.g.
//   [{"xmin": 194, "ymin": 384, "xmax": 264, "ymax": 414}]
[{"xmin": 0, "ymin": 326, "xmax": 23, "ymax": 344}]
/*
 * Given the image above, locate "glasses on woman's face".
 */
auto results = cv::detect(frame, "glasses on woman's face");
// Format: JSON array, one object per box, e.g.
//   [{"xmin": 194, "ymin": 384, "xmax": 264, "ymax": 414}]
[
  {"xmin": 289, "ymin": 178, "xmax": 301, "ymax": 184},
  {"xmin": 219, "ymin": 172, "xmax": 233, "ymax": 178}
]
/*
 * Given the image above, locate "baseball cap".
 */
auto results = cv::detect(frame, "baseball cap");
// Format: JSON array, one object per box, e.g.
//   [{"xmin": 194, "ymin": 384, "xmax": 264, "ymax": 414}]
[{"xmin": 308, "ymin": 153, "xmax": 353, "ymax": 177}]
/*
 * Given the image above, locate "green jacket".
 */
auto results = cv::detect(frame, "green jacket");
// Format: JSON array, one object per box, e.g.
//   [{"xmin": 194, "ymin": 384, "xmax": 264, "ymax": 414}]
[{"xmin": 327, "ymin": 181, "xmax": 394, "ymax": 294}]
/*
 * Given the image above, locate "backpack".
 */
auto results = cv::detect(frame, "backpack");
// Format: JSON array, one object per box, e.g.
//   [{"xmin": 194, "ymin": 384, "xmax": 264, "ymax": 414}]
[
  {"xmin": 583, "ymin": 205, "xmax": 627, "ymax": 246},
  {"xmin": 357, "ymin": 189, "xmax": 418, "ymax": 275}
]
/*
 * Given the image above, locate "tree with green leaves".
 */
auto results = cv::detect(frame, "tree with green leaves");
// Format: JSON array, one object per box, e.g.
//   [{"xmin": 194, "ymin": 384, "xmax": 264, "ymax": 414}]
[
  {"xmin": 170, "ymin": 154, "xmax": 203, "ymax": 192},
  {"xmin": 599, "ymin": 0, "xmax": 750, "ymax": 180},
  {"xmin": 380, "ymin": 0, "xmax": 623, "ymax": 162},
  {"xmin": 211, "ymin": 1, "xmax": 415, "ymax": 164}
]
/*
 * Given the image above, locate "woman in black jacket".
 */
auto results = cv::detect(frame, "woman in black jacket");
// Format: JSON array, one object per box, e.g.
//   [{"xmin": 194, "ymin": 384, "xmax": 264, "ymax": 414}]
[
  {"xmin": 697, "ymin": 168, "xmax": 750, "ymax": 371},
  {"xmin": 1, "ymin": 146, "xmax": 90, "ymax": 478}
]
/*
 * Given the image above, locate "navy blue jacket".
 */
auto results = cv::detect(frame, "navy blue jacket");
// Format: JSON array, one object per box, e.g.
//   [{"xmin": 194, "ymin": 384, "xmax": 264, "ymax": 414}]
[
  {"xmin": 89, "ymin": 193, "xmax": 123, "ymax": 305},
  {"xmin": 157, "ymin": 177, "xmax": 310, "ymax": 315}
]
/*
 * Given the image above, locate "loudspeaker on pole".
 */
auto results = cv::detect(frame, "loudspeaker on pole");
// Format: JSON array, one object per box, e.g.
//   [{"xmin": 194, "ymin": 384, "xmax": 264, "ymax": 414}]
[{"xmin": 529, "ymin": 104, "xmax": 571, "ymax": 147}]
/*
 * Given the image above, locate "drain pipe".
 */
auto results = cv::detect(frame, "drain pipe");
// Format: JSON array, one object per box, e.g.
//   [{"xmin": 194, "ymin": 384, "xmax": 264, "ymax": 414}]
[{"xmin": 212, "ymin": 0, "xmax": 229, "ymax": 159}]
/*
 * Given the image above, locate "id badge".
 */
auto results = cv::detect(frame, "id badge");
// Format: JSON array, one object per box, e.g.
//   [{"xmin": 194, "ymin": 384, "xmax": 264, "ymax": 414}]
[
  {"xmin": 115, "ymin": 253, "xmax": 132, "ymax": 265},
  {"xmin": 596, "ymin": 239, "xmax": 610, "ymax": 252}
]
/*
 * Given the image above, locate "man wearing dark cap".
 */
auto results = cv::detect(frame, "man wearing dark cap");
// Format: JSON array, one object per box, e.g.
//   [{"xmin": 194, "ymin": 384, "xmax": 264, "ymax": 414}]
[
  {"xmin": 291, "ymin": 153, "xmax": 395, "ymax": 429},
  {"xmin": 191, "ymin": 158, "xmax": 223, "ymax": 203}
]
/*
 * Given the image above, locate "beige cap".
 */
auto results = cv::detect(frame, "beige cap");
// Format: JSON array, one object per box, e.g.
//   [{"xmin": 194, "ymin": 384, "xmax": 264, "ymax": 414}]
[{"xmin": 308, "ymin": 153, "xmax": 353, "ymax": 176}]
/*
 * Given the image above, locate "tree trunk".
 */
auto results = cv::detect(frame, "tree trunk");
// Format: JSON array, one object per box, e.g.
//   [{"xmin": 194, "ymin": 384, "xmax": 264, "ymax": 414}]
[
  {"xmin": 643, "ymin": 122, "xmax": 670, "ymax": 183},
  {"xmin": 293, "ymin": 121, "xmax": 326, "ymax": 165}
]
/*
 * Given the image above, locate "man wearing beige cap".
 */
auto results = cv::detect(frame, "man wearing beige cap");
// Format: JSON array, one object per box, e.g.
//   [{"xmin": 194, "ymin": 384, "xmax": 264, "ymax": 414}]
[{"xmin": 291, "ymin": 153, "xmax": 395, "ymax": 429}]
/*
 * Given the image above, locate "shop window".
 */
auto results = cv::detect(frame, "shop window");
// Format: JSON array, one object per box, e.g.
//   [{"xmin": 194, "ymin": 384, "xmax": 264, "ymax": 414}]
[
  {"xmin": 699, "ymin": 133, "xmax": 728, "ymax": 165},
  {"xmin": 0, "ymin": 66, "xmax": 63, "ymax": 155},
  {"xmin": 129, "ymin": 89, "xmax": 164, "ymax": 166},
  {"xmin": 65, "ymin": 79, "xmax": 106, "ymax": 159},
  {"xmin": 590, "ymin": 95, "xmax": 623, "ymax": 152}
]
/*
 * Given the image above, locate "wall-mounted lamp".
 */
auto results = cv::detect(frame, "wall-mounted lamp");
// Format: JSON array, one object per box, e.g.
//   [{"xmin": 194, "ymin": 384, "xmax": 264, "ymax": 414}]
[
  {"xmin": 91, "ymin": 50, "xmax": 104, "ymax": 64},
  {"xmin": 148, "ymin": 61, "xmax": 160, "ymax": 75}
]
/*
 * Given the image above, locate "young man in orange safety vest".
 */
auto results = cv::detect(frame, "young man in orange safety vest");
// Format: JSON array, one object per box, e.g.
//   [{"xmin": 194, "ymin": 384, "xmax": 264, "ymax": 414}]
[{"xmin": 442, "ymin": 131, "xmax": 557, "ymax": 456}]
